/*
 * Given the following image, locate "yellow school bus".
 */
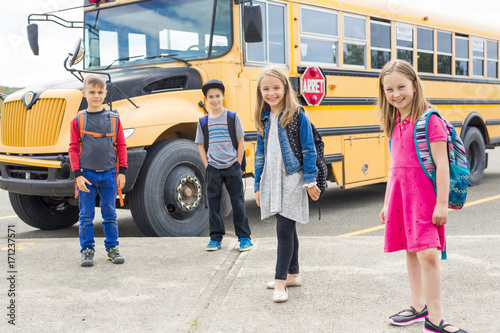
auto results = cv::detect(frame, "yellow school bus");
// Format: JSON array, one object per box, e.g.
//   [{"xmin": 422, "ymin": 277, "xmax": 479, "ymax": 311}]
[{"xmin": 1, "ymin": 0, "xmax": 499, "ymax": 236}]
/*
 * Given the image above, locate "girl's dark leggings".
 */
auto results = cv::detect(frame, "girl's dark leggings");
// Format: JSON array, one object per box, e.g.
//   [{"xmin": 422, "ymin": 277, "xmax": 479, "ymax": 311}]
[{"xmin": 275, "ymin": 214, "xmax": 299, "ymax": 280}]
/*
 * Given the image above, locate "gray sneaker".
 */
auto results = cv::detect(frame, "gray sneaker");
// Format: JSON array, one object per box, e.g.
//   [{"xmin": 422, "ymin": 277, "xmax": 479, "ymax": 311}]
[
  {"xmin": 107, "ymin": 246, "xmax": 124, "ymax": 264},
  {"xmin": 81, "ymin": 248, "xmax": 94, "ymax": 267}
]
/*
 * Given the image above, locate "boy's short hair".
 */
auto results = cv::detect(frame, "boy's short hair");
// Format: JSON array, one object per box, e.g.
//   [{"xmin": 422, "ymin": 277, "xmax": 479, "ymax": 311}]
[
  {"xmin": 202, "ymin": 79, "xmax": 225, "ymax": 96},
  {"xmin": 83, "ymin": 74, "xmax": 107, "ymax": 90}
]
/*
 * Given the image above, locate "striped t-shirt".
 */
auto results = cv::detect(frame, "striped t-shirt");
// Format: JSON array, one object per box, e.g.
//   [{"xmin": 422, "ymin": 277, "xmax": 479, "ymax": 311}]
[{"xmin": 195, "ymin": 109, "xmax": 244, "ymax": 169}]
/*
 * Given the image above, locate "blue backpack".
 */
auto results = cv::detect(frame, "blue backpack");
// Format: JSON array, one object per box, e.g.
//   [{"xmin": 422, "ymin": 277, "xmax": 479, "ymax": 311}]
[{"xmin": 414, "ymin": 109, "xmax": 469, "ymax": 210}]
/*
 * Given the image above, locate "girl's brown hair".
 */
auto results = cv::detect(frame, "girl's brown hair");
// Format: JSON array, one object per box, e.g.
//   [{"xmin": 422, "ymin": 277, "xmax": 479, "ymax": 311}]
[
  {"xmin": 377, "ymin": 59, "xmax": 432, "ymax": 137},
  {"xmin": 253, "ymin": 66, "xmax": 302, "ymax": 136}
]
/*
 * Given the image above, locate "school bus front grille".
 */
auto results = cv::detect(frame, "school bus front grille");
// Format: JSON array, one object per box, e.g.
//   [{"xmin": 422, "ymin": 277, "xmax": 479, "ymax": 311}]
[{"xmin": 1, "ymin": 98, "xmax": 66, "ymax": 147}]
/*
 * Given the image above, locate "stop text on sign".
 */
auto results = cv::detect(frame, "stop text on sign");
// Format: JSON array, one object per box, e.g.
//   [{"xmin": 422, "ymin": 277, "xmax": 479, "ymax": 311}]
[{"xmin": 302, "ymin": 79, "xmax": 324, "ymax": 94}]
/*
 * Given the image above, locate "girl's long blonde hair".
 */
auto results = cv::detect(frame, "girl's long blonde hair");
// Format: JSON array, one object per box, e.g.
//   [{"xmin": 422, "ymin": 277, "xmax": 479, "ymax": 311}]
[
  {"xmin": 377, "ymin": 59, "xmax": 433, "ymax": 137},
  {"xmin": 254, "ymin": 66, "xmax": 302, "ymax": 136}
]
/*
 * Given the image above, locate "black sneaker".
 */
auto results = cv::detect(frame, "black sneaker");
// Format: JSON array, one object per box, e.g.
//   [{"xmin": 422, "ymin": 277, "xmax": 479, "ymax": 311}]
[
  {"xmin": 81, "ymin": 248, "xmax": 94, "ymax": 267},
  {"xmin": 389, "ymin": 305, "xmax": 428, "ymax": 326},
  {"xmin": 107, "ymin": 246, "xmax": 124, "ymax": 264},
  {"xmin": 424, "ymin": 318, "xmax": 468, "ymax": 333}
]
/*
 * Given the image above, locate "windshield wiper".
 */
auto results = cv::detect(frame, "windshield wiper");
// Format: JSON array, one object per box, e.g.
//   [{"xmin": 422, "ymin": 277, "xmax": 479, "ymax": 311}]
[
  {"xmin": 144, "ymin": 54, "xmax": 191, "ymax": 67},
  {"xmin": 104, "ymin": 55, "xmax": 145, "ymax": 70}
]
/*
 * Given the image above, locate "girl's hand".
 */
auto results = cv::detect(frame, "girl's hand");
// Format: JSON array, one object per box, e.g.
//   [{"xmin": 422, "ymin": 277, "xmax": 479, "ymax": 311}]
[
  {"xmin": 255, "ymin": 191, "xmax": 260, "ymax": 207},
  {"xmin": 76, "ymin": 176, "xmax": 92, "ymax": 193},
  {"xmin": 379, "ymin": 206, "xmax": 387, "ymax": 224},
  {"xmin": 306, "ymin": 185, "xmax": 321, "ymax": 201},
  {"xmin": 432, "ymin": 202, "xmax": 448, "ymax": 226}
]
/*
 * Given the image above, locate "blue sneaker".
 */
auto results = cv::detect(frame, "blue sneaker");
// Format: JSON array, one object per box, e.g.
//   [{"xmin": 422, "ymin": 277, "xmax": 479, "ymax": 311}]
[
  {"xmin": 206, "ymin": 240, "xmax": 221, "ymax": 251},
  {"xmin": 239, "ymin": 237, "xmax": 253, "ymax": 252}
]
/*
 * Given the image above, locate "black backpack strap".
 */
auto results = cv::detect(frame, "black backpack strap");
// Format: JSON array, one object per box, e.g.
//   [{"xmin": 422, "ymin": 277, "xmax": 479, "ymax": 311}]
[
  {"xmin": 227, "ymin": 111, "xmax": 238, "ymax": 151},
  {"xmin": 286, "ymin": 108, "xmax": 303, "ymax": 163},
  {"xmin": 199, "ymin": 115, "xmax": 209, "ymax": 153},
  {"xmin": 227, "ymin": 111, "xmax": 246, "ymax": 172}
]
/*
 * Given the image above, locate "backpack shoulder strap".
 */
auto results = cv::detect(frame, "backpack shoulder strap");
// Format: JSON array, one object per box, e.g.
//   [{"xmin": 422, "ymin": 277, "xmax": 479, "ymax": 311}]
[
  {"xmin": 227, "ymin": 111, "xmax": 239, "ymax": 151},
  {"xmin": 199, "ymin": 115, "xmax": 209, "ymax": 152},
  {"xmin": 286, "ymin": 108, "xmax": 304, "ymax": 163},
  {"xmin": 75, "ymin": 110, "xmax": 88, "ymax": 141},
  {"xmin": 76, "ymin": 109, "xmax": 117, "ymax": 140},
  {"xmin": 414, "ymin": 109, "xmax": 439, "ymax": 181},
  {"xmin": 109, "ymin": 111, "xmax": 119, "ymax": 144}
]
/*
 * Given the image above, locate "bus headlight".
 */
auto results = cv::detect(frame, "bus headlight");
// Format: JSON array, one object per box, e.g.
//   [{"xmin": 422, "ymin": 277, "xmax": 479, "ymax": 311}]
[{"xmin": 123, "ymin": 128, "xmax": 135, "ymax": 139}]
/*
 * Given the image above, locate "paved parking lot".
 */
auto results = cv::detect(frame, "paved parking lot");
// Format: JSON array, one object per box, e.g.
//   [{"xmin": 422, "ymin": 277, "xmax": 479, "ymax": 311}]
[{"xmin": 1, "ymin": 148, "xmax": 499, "ymax": 332}]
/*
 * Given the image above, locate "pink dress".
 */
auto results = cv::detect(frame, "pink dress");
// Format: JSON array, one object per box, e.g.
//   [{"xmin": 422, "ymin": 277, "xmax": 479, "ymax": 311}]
[{"xmin": 384, "ymin": 113, "xmax": 447, "ymax": 253}]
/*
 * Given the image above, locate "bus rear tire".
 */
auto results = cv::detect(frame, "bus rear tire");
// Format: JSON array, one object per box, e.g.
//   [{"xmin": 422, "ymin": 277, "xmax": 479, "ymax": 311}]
[
  {"xmin": 463, "ymin": 127, "xmax": 485, "ymax": 186},
  {"xmin": 9, "ymin": 193, "xmax": 79, "ymax": 230},
  {"xmin": 129, "ymin": 139, "xmax": 209, "ymax": 237}
]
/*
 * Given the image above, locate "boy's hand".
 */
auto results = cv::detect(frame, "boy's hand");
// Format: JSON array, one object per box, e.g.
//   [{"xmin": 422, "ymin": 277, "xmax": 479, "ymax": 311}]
[
  {"xmin": 76, "ymin": 176, "xmax": 92, "ymax": 193},
  {"xmin": 117, "ymin": 174, "xmax": 126, "ymax": 191},
  {"xmin": 255, "ymin": 191, "xmax": 260, "ymax": 207},
  {"xmin": 306, "ymin": 185, "xmax": 321, "ymax": 201},
  {"xmin": 432, "ymin": 202, "xmax": 448, "ymax": 226}
]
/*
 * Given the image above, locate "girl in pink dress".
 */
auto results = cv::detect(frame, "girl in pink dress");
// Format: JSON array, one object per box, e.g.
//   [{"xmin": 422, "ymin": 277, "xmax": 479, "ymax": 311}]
[{"xmin": 378, "ymin": 60, "xmax": 468, "ymax": 333}]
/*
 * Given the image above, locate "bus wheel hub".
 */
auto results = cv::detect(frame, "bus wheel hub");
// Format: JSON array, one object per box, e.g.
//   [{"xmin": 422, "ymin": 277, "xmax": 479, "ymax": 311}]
[{"xmin": 176, "ymin": 175, "xmax": 202, "ymax": 211}]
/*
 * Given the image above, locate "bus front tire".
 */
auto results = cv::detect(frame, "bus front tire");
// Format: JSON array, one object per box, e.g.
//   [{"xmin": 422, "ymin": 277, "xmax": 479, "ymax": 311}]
[
  {"xmin": 129, "ymin": 139, "xmax": 209, "ymax": 237},
  {"xmin": 9, "ymin": 193, "xmax": 79, "ymax": 230},
  {"xmin": 463, "ymin": 127, "xmax": 485, "ymax": 186}
]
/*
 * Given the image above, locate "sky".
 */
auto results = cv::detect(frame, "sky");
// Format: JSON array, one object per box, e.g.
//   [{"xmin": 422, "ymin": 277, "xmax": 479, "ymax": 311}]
[{"xmin": 1, "ymin": 0, "xmax": 500, "ymax": 88}]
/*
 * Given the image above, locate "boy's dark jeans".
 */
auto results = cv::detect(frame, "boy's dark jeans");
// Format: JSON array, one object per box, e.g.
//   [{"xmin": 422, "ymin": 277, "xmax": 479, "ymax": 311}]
[{"xmin": 206, "ymin": 162, "xmax": 251, "ymax": 242}]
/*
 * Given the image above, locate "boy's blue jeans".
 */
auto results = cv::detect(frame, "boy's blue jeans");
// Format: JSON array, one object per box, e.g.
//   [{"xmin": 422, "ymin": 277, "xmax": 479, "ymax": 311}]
[{"xmin": 78, "ymin": 169, "xmax": 119, "ymax": 252}]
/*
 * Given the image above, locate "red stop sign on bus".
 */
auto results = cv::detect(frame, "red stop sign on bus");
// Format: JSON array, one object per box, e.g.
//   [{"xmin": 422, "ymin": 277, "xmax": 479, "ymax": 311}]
[{"xmin": 300, "ymin": 66, "xmax": 326, "ymax": 106}]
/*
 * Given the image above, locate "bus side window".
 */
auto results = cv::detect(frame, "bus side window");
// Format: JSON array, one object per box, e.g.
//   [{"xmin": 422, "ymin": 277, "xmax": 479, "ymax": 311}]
[
  {"xmin": 396, "ymin": 23, "xmax": 413, "ymax": 65},
  {"xmin": 300, "ymin": 6, "xmax": 338, "ymax": 66},
  {"xmin": 343, "ymin": 13, "xmax": 366, "ymax": 68},
  {"xmin": 437, "ymin": 30, "xmax": 452, "ymax": 75},
  {"xmin": 455, "ymin": 35, "xmax": 469, "ymax": 76},
  {"xmin": 370, "ymin": 19, "xmax": 391, "ymax": 70},
  {"xmin": 472, "ymin": 37, "xmax": 485, "ymax": 77},
  {"xmin": 244, "ymin": 1, "xmax": 287, "ymax": 65},
  {"xmin": 487, "ymin": 40, "xmax": 498, "ymax": 78},
  {"xmin": 417, "ymin": 27, "xmax": 433, "ymax": 73}
]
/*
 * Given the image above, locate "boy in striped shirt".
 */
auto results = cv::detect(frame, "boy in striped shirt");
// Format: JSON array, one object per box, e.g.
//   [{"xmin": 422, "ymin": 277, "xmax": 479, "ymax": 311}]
[{"xmin": 195, "ymin": 79, "xmax": 252, "ymax": 252}]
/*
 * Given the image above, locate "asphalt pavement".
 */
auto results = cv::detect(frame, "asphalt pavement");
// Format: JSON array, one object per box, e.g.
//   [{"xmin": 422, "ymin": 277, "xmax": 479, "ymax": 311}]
[{"xmin": 1, "ymin": 235, "xmax": 499, "ymax": 332}]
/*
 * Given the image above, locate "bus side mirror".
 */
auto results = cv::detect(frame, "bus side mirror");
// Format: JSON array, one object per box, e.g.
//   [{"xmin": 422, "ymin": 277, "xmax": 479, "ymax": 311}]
[
  {"xmin": 27, "ymin": 24, "xmax": 39, "ymax": 55},
  {"xmin": 244, "ymin": 4, "xmax": 263, "ymax": 43},
  {"xmin": 67, "ymin": 37, "xmax": 85, "ymax": 68}
]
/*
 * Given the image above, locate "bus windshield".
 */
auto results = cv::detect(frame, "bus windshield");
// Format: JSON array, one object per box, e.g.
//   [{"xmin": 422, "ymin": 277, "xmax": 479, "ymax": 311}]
[{"xmin": 84, "ymin": 0, "xmax": 232, "ymax": 69}]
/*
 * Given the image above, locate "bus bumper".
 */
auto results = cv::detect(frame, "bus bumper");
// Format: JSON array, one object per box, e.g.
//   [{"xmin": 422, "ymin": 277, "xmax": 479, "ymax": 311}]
[{"xmin": 0, "ymin": 150, "xmax": 147, "ymax": 197}]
